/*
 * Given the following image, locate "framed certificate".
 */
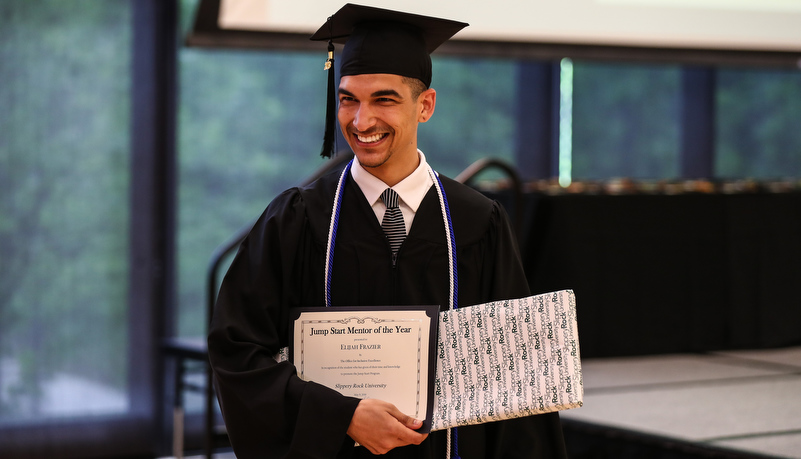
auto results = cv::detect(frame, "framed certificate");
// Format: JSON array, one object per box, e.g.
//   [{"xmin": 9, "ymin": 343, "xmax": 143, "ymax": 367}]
[{"xmin": 290, "ymin": 305, "xmax": 440, "ymax": 432}]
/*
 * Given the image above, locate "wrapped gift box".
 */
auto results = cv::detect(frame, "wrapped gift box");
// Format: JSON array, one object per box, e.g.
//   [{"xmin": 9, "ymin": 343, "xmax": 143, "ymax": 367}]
[{"xmin": 432, "ymin": 289, "xmax": 583, "ymax": 431}]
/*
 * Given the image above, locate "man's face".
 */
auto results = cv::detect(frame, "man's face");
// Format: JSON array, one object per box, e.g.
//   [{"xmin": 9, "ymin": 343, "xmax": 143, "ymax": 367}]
[{"xmin": 337, "ymin": 73, "xmax": 435, "ymax": 184}]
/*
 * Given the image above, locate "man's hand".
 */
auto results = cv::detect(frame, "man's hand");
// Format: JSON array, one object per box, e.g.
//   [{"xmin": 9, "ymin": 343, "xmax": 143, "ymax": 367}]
[{"xmin": 346, "ymin": 399, "xmax": 428, "ymax": 455}]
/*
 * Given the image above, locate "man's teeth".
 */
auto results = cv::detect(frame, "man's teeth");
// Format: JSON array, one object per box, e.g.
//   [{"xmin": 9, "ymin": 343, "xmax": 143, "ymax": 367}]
[{"xmin": 357, "ymin": 133, "xmax": 384, "ymax": 143}]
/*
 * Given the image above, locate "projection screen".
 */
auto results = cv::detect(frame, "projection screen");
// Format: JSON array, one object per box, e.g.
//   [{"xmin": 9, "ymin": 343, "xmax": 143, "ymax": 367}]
[{"xmin": 188, "ymin": 0, "xmax": 801, "ymax": 67}]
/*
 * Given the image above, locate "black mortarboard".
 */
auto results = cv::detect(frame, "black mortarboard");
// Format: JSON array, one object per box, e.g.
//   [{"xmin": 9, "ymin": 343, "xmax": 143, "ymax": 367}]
[{"xmin": 310, "ymin": 4, "xmax": 468, "ymax": 157}]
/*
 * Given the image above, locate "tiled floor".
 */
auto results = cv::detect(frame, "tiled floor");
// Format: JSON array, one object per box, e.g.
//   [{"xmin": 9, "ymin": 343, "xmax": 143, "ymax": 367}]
[{"xmin": 561, "ymin": 346, "xmax": 801, "ymax": 458}]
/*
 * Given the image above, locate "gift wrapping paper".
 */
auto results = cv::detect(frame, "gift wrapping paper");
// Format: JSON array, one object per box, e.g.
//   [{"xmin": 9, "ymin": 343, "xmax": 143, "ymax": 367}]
[{"xmin": 431, "ymin": 289, "xmax": 583, "ymax": 431}]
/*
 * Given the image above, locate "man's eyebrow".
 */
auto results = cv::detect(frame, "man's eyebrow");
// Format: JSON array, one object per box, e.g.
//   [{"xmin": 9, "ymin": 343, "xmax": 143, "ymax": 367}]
[
  {"xmin": 371, "ymin": 89, "xmax": 403, "ymax": 99},
  {"xmin": 337, "ymin": 88, "xmax": 404, "ymax": 99}
]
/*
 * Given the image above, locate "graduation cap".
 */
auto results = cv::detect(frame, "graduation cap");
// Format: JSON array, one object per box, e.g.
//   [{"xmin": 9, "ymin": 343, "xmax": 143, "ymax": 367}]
[{"xmin": 310, "ymin": 4, "xmax": 468, "ymax": 157}]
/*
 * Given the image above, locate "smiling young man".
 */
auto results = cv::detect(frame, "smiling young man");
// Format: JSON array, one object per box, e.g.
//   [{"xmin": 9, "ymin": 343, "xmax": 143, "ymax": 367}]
[{"xmin": 208, "ymin": 4, "xmax": 567, "ymax": 458}]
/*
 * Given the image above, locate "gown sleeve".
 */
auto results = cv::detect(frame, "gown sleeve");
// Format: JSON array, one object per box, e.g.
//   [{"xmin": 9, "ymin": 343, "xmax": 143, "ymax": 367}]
[{"xmin": 207, "ymin": 188, "xmax": 361, "ymax": 459}]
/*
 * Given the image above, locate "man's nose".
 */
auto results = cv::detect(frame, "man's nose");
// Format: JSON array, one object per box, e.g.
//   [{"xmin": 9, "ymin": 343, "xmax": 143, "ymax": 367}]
[{"xmin": 352, "ymin": 104, "xmax": 375, "ymax": 131}]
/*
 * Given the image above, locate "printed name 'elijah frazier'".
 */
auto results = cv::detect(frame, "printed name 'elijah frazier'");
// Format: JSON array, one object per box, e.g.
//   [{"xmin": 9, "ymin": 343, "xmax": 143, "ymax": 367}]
[{"xmin": 341, "ymin": 344, "xmax": 383, "ymax": 350}]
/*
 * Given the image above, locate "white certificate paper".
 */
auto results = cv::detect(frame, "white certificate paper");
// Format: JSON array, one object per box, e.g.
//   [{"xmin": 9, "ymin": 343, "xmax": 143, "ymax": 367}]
[{"xmin": 290, "ymin": 305, "xmax": 440, "ymax": 432}]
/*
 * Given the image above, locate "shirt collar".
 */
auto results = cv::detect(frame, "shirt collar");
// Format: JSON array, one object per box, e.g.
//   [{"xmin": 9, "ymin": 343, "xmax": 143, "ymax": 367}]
[{"xmin": 351, "ymin": 150, "xmax": 433, "ymax": 211}]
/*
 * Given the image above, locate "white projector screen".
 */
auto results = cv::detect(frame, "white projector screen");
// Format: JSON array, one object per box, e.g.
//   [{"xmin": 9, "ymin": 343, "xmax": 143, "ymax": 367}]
[{"xmin": 216, "ymin": 0, "xmax": 801, "ymax": 53}]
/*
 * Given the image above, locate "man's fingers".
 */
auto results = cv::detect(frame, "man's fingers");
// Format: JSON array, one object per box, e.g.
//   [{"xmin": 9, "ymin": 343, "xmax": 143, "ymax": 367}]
[
  {"xmin": 381, "ymin": 402, "xmax": 419, "ymax": 427},
  {"xmin": 347, "ymin": 399, "xmax": 428, "ymax": 453},
  {"xmin": 406, "ymin": 417, "xmax": 424, "ymax": 430}
]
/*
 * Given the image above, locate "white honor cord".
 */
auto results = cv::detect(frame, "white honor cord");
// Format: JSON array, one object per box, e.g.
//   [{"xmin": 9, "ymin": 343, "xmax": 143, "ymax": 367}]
[
  {"xmin": 427, "ymin": 166, "xmax": 457, "ymax": 311},
  {"xmin": 426, "ymin": 166, "xmax": 460, "ymax": 459},
  {"xmin": 446, "ymin": 428, "xmax": 452, "ymax": 459}
]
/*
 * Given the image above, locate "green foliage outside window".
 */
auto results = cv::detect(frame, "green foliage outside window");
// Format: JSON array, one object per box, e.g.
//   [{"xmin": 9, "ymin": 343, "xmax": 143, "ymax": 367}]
[
  {"xmin": 0, "ymin": 0, "xmax": 131, "ymax": 419},
  {"xmin": 571, "ymin": 61, "xmax": 681, "ymax": 180},
  {"xmin": 717, "ymin": 68, "xmax": 801, "ymax": 178}
]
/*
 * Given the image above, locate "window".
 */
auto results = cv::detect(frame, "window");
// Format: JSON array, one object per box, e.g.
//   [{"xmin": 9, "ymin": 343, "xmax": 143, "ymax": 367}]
[
  {"xmin": 716, "ymin": 67, "xmax": 801, "ymax": 179},
  {"xmin": 570, "ymin": 60, "xmax": 682, "ymax": 180},
  {"xmin": 0, "ymin": 0, "xmax": 139, "ymax": 454},
  {"xmin": 0, "ymin": 0, "xmax": 131, "ymax": 420},
  {"xmin": 176, "ymin": 49, "xmax": 329, "ymax": 338},
  {"xmin": 424, "ymin": 56, "xmax": 517, "ymax": 177}
]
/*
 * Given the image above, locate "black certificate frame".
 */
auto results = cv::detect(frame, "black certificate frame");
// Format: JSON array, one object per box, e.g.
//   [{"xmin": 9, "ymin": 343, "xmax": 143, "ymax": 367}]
[{"xmin": 289, "ymin": 305, "xmax": 441, "ymax": 433}]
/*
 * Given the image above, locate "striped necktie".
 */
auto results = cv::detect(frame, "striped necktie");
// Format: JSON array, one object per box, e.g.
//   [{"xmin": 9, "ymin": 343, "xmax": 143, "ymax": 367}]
[{"xmin": 380, "ymin": 188, "xmax": 406, "ymax": 255}]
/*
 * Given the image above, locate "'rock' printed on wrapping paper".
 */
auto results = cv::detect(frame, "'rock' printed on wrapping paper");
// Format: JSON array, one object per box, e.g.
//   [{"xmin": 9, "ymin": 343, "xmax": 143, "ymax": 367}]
[{"xmin": 431, "ymin": 289, "xmax": 583, "ymax": 431}]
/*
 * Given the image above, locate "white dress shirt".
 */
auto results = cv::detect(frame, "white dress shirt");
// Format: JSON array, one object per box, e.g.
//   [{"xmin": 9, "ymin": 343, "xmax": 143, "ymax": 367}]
[{"xmin": 350, "ymin": 150, "xmax": 434, "ymax": 234}]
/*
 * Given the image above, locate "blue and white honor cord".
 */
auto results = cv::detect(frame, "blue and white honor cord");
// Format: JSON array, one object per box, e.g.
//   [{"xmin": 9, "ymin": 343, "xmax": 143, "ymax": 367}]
[
  {"xmin": 324, "ymin": 159, "xmax": 461, "ymax": 458},
  {"xmin": 324, "ymin": 159, "xmax": 353, "ymax": 309}
]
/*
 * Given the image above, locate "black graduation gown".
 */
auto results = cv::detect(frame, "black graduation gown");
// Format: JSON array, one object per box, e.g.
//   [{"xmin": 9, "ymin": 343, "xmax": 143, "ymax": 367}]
[{"xmin": 208, "ymin": 168, "xmax": 567, "ymax": 459}]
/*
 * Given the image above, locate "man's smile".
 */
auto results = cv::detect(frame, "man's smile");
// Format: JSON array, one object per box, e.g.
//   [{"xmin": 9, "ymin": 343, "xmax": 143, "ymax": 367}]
[{"xmin": 356, "ymin": 132, "xmax": 389, "ymax": 144}]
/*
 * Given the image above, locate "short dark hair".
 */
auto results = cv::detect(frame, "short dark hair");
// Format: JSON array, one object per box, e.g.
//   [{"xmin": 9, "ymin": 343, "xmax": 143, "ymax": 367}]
[{"xmin": 402, "ymin": 77, "xmax": 427, "ymax": 100}]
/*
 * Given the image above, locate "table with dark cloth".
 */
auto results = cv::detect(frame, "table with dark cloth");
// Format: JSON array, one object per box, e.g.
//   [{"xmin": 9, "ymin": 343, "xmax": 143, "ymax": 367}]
[{"xmin": 491, "ymin": 190, "xmax": 801, "ymax": 358}]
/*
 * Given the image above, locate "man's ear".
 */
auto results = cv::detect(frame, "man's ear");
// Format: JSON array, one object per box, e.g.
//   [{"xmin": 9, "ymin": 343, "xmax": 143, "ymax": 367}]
[{"xmin": 418, "ymin": 88, "xmax": 436, "ymax": 123}]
